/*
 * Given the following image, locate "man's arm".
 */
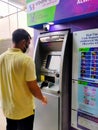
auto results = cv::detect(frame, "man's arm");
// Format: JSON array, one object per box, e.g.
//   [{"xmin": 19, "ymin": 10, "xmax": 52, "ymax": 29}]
[{"xmin": 26, "ymin": 80, "xmax": 47, "ymax": 104}]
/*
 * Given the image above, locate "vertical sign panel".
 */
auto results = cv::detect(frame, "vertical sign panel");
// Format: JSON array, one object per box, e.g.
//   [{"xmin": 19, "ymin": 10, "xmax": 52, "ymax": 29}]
[{"xmin": 72, "ymin": 28, "xmax": 98, "ymax": 130}]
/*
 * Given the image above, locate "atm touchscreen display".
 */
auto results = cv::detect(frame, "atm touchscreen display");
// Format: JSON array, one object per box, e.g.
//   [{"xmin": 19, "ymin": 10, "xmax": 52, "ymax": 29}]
[{"xmin": 46, "ymin": 55, "xmax": 61, "ymax": 71}]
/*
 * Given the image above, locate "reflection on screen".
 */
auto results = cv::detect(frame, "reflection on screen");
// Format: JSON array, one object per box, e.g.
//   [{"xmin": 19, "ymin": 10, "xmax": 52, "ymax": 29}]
[{"xmin": 46, "ymin": 55, "xmax": 61, "ymax": 71}]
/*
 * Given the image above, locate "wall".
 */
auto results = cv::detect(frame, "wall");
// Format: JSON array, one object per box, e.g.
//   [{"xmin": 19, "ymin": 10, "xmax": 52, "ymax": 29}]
[
  {"xmin": 0, "ymin": 10, "xmax": 34, "ymax": 57},
  {"xmin": 0, "ymin": 10, "xmax": 34, "ymax": 39}
]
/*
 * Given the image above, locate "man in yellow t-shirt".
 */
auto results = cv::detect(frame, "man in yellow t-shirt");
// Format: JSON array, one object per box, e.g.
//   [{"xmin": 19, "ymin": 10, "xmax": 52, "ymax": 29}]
[{"xmin": 0, "ymin": 29, "xmax": 47, "ymax": 130}]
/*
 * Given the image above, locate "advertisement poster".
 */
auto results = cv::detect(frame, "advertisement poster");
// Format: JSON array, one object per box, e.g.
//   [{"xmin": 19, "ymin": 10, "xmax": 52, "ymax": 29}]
[
  {"xmin": 72, "ymin": 28, "xmax": 98, "ymax": 129},
  {"xmin": 26, "ymin": 0, "xmax": 98, "ymax": 27},
  {"xmin": 79, "ymin": 47, "xmax": 98, "ymax": 83},
  {"xmin": 78, "ymin": 80, "xmax": 98, "ymax": 116},
  {"xmin": 74, "ymin": 28, "xmax": 98, "ymax": 83}
]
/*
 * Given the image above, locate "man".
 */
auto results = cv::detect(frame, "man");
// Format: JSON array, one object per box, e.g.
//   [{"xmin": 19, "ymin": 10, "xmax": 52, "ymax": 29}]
[{"xmin": 0, "ymin": 29, "xmax": 47, "ymax": 130}]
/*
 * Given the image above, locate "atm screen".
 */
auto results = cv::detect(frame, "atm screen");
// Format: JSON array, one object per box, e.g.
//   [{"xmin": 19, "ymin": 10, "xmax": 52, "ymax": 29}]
[{"xmin": 46, "ymin": 55, "xmax": 61, "ymax": 71}]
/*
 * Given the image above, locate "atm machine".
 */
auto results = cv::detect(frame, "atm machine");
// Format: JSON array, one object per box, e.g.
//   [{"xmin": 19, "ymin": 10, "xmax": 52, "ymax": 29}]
[{"xmin": 33, "ymin": 30, "xmax": 72, "ymax": 130}]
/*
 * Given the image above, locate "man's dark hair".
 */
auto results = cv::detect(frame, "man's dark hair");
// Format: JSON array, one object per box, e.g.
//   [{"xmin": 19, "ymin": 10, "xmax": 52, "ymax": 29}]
[{"xmin": 12, "ymin": 29, "xmax": 31, "ymax": 44}]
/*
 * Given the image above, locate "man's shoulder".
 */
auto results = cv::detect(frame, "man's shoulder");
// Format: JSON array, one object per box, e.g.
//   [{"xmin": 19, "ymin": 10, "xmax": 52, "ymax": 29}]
[
  {"xmin": 0, "ymin": 51, "xmax": 8, "ymax": 58},
  {"xmin": 23, "ymin": 53, "xmax": 32, "ymax": 59},
  {"xmin": 22, "ymin": 54, "xmax": 34, "ymax": 63}
]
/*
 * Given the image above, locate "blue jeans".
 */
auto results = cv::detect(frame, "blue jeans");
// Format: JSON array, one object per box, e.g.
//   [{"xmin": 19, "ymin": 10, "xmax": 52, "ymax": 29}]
[{"xmin": 6, "ymin": 114, "xmax": 35, "ymax": 130}]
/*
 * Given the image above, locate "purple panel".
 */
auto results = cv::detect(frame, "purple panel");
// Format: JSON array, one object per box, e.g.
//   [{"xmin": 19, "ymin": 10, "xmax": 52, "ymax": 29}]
[
  {"xmin": 77, "ymin": 111, "xmax": 98, "ymax": 130},
  {"xmin": 49, "ymin": 16, "xmax": 98, "ymax": 32},
  {"xmin": 55, "ymin": 0, "xmax": 98, "ymax": 21}
]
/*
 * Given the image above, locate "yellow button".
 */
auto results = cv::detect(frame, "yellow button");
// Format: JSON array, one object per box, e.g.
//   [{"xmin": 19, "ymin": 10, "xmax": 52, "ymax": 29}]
[{"xmin": 41, "ymin": 75, "xmax": 45, "ymax": 81}]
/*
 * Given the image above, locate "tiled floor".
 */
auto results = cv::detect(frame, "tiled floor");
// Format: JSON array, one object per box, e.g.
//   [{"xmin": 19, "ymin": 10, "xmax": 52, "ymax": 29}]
[{"xmin": 0, "ymin": 108, "xmax": 6, "ymax": 130}]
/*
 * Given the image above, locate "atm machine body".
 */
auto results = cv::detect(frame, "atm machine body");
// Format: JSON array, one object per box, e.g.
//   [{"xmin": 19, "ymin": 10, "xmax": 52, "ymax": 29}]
[{"xmin": 33, "ymin": 30, "xmax": 72, "ymax": 130}]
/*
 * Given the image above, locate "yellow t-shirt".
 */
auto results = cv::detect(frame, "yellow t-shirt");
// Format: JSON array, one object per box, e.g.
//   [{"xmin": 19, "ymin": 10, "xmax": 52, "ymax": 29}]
[{"xmin": 0, "ymin": 48, "xmax": 36, "ymax": 119}]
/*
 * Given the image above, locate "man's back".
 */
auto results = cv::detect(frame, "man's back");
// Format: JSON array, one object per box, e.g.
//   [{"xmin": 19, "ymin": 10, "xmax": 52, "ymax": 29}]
[{"xmin": 0, "ymin": 48, "xmax": 36, "ymax": 120}]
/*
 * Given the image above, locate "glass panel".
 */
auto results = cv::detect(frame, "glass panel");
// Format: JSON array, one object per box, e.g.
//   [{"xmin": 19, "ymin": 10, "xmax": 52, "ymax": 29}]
[
  {"xmin": 0, "ymin": 17, "xmax": 10, "ymax": 39},
  {"xmin": 8, "ymin": 4, "xmax": 18, "ymax": 15},
  {"xmin": 9, "ymin": 13, "xmax": 18, "ymax": 37},
  {"xmin": 0, "ymin": 1, "xmax": 23, "ymax": 18},
  {"xmin": 18, "ymin": 11, "xmax": 34, "ymax": 37},
  {"xmin": 0, "ymin": 1, "xmax": 8, "ymax": 17}
]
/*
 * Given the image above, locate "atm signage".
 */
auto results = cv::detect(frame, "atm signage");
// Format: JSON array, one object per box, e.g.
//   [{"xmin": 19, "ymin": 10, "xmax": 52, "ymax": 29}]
[
  {"xmin": 26, "ymin": 0, "xmax": 98, "ymax": 27},
  {"xmin": 27, "ymin": 0, "xmax": 60, "ymax": 13},
  {"xmin": 77, "ymin": 0, "xmax": 90, "ymax": 4}
]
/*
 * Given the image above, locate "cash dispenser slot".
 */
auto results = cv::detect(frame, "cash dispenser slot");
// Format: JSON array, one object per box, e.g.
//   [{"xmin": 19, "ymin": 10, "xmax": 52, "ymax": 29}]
[
  {"xmin": 40, "ymin": 69, "xmax": 60, "ymax": 93},
  {"xmin": 40, "ymin": 76, "xmax": 60, "ymax": 94},
  {"xmin": 40, "ymin": 76, "xmax": 55, "ymax": 88}
]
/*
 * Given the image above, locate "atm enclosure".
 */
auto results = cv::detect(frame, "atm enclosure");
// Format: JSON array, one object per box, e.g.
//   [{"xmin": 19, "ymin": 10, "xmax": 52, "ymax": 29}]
[{"xmin": 33, "ymin": 30, "xmax": 72, "ymax": 130}]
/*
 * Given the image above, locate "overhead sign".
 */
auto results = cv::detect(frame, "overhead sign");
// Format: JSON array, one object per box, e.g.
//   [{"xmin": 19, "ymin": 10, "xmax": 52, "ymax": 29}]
[{"xmin": 26, "ymin": 0, "xmax": 98, "ymax": 27}]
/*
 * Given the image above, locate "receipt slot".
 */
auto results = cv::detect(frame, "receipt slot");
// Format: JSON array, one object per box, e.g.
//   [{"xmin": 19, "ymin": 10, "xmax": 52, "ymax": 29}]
[{"xmin": 33, "ymin": 30, "xmax": 72, "ymax": 130}]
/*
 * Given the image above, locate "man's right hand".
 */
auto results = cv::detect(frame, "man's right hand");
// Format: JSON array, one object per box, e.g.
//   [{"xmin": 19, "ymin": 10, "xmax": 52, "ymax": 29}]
[
  {"xmin": 27, "ymin": 80, "xmax": 48, "ymax": 105},
  {"xmin": 42, "ymin": 96, "xmax": 47, "ymax": 105}
]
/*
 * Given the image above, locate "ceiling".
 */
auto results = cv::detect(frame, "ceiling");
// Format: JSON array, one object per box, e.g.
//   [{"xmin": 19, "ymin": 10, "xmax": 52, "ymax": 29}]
[
  {"xmin": 0, "ymin": 0, "xmax": 26, "ymax": 18},
  {"xmin": 9, "ymin": 0, "xmax": 26, "ymax": 6}
]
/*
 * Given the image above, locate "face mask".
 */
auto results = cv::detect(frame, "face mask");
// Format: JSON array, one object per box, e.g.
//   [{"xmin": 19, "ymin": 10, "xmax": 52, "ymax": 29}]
[
  {"xmin": 25, "ymin": 46, "xmax": 30, "ymax": 54},
  {"xmin": 23, "ymin": 44, "xmax": 29, "ymax": 53}
]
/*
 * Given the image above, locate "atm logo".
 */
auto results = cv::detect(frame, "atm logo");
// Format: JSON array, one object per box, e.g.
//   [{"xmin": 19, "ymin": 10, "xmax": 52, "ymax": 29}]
[
  {"xmin": 27, "ymin": 0, "xmax": 60, "ymax": 13},
  {"xmin": 77, "ymin": 0, "xmax": 90, "ymax": 4}
]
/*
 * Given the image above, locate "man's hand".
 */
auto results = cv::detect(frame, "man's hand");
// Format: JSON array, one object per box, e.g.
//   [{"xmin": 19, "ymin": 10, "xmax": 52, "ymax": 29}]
[
  {"xmin": 42, "ymin": 96, "xmax": 47, "ymax": 105},
  {"xmin": 27, "ymin": 80, "xmax": 48, "ymax": 105}
]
